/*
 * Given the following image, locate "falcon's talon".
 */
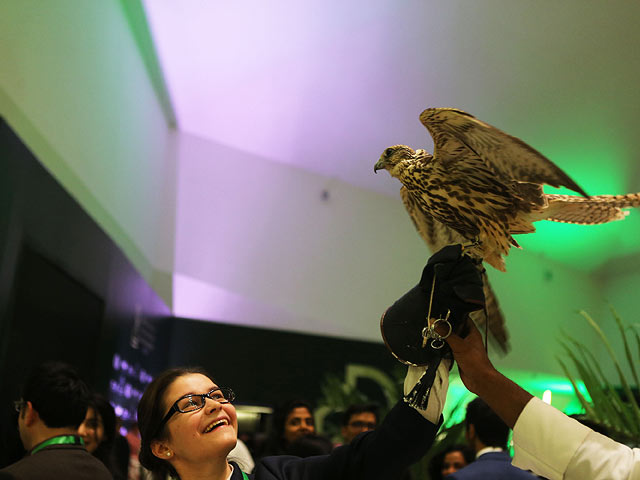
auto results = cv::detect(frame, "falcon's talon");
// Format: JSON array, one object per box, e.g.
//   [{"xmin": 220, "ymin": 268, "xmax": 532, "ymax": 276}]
[{"xmin": 461, "ymin": 238, "xmax": 481, "ymax": 251}]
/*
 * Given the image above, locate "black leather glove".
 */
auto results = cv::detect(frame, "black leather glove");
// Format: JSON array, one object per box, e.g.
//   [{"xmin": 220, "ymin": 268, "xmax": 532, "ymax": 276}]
[
  {"xmin": 381, "ymin": 245, "xmax": 486, "ymax": 409},
  {"xmin": 381, "ymin": 244, "xmax": 485, "ymax": 367}
]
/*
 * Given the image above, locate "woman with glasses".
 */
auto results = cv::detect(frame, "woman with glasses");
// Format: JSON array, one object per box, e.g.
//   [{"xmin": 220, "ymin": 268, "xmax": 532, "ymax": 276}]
[{"xmin": 136, "ymin": 364, "xmax": 448, "ymax": 480}]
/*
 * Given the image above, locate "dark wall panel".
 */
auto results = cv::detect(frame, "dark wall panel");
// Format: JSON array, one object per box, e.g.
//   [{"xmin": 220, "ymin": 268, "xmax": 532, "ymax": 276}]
[
  {"xmin": 167, "ymin": 318, "xmax": 402, "ymax": 408},
  {"xmin": 0, "ymin": 118, "xmax": 171, "ymax": 455}
]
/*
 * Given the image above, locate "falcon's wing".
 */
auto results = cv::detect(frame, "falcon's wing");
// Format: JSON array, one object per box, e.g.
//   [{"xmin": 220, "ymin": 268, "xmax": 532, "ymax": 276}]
[
  {"xmin": 401, "ymin": 187, "xmax": 510, "ymax": 353},
  {"xmin": 400, "ymin": 187, "xmax": 465, "ymax": 251},
  {"xmin": 419, "ymin": 108, "xmax": 588, "ymax": 197}
]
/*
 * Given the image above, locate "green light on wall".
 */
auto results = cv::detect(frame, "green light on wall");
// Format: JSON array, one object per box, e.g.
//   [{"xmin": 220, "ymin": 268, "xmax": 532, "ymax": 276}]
[
  {"xmin": 443, "ymin": 369, "xmax": 589, "ymax": 425},
  {"xmin": 512, "ymin": 134, "xmax": 640, "ymax": 269}
]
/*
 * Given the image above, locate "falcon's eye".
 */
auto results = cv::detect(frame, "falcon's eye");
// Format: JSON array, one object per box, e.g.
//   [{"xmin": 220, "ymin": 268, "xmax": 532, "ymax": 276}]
[{"xmin": 384, "ymin": 148, "xmax": 393, "ymax": 157}]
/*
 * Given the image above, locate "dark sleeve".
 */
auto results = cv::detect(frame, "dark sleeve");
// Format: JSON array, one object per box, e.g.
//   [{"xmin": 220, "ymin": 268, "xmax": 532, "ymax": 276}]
[{"xmin": 254, "ymin": 401, "xmax": 441, "ymax": 480}]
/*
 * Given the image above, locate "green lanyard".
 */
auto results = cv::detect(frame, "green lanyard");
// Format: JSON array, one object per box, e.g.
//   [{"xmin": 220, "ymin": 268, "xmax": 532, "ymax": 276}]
[
  {"xmin": 241, "ymin": 471, "xmax": 249, "ymax": 480},
  {"xmin": 30, "ymin": 435, "xmax": 84, "ymax": 455}
]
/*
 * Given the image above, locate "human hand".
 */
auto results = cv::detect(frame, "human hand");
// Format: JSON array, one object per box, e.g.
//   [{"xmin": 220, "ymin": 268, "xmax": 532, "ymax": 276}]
[{"xmin": 443, "ymin": 319, "xmax": 497, "ymax": 397}]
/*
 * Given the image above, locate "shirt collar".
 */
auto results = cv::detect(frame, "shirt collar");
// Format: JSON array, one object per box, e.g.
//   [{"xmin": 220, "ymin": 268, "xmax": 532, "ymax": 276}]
[{"xmin": 476, "ymin": 446, "xmax": 504, "ymax": 459}]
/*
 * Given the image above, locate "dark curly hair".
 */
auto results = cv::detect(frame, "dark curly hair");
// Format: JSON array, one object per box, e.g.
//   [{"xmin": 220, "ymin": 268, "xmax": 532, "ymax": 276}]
[{"xmin": 137, "ymin": 367, "xmax": 210, "ymax": 480}]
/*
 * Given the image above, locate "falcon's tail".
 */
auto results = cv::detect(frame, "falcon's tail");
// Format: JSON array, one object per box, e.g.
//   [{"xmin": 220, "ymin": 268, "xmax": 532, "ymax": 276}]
[{"xmin": 540, "ymin": 193, "xmax": 640, "ymax": 224}]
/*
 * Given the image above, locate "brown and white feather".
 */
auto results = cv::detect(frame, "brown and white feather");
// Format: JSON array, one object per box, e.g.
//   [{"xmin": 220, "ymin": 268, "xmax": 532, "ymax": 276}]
[{"xmin": 377, "ymin": 107, "xmax": 640, "ymax": 354}]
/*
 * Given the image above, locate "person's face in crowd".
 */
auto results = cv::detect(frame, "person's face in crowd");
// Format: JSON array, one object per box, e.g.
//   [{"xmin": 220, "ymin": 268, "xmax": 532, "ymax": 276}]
[
  {"xmin": 341, "ymin": 412, "xmax": 377, "ymax": 443},
  {"xmin": 442, "ymin": 450, "xmax": 468, "ymax": 477},
  {"xmin": 283, "ymin": 407, "xmax": 315, "ymax": 444},
  {"xmin": 78, "ymin": 407, "xmax": 105, "ymax": 453},
  {"xmin": 152, "ymin": 373, "xmax": 238, "ymax": 466}
]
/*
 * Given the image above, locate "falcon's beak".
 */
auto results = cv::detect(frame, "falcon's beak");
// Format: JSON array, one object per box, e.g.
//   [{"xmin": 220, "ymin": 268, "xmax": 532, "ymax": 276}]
[{"xmin": 374, "ymin": 158, "xmax": 385, "ymax": 173}]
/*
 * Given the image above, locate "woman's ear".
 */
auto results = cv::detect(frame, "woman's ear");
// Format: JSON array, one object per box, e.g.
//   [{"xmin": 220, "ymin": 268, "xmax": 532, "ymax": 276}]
[{"xmin": 151, "ymin": 439, "xmax": 173, "ymax": 460}]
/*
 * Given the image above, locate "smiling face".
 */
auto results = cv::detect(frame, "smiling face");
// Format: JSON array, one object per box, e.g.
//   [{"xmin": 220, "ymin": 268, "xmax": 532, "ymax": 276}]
[
  {"xmin": 78, "ymin": 407, "xmax": 105, "ymax": 453},
  {"xmin": 151, "ymin": 373, "xmax": 238, "ymax": 468}
]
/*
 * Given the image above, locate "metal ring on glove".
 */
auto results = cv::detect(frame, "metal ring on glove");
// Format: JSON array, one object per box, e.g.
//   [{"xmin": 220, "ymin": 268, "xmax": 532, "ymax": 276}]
[{"xmin": 421, "ymin": 310, "xmax": 452, "ymax": 349}]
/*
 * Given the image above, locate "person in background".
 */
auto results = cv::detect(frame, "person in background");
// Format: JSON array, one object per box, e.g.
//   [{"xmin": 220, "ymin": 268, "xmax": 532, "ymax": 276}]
[
  {"xmin": 260, "ymin": 400, "xmax": 316, "ymax": 458},
  {"xmin": 446, "ymin": 397, "xmax": 536, "ymax": 479},
  {"xmin": 427, "ymin": 444, "xmax": 474, "ymax": 480},
  {"xmin": 78, "ymin": 393, "xmax": 127, "ymax": 479},
  {"xmin": 340, "ymin": 404, "xmax": 378, "ymax": 444},
  {"xmin": 0, "ymin": 361, "xmax": 112, "ymax": 479}
]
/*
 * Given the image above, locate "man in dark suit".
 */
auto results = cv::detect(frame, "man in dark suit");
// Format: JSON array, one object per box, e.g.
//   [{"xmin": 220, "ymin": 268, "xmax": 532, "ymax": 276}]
[
  {"xmin": 0, "ymin": 361, "xmax": 112, "ymax": 479},
  {"xmin": 447, "ymin": 397, "xmax": 536, "ymax": 479}
]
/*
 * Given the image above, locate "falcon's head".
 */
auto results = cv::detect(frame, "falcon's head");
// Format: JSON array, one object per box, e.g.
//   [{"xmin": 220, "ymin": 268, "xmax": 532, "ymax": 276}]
[{"xmin": 374, "ymin": 145, "xmax": 415, "ymax": 174}]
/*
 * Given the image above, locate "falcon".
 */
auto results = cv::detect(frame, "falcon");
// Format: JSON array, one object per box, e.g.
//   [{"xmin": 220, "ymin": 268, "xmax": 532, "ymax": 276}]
[{"xmin": 374, "ymin": 107, "xmax": 640, "ymax": 352}]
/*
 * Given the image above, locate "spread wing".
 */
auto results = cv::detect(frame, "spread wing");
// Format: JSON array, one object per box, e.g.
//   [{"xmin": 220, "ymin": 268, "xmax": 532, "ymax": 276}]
[
  {"xmin": 401, "ymin": 187, "xmax": 510, "ymax": 353},
  {"xmin": 419, "ymin": 108, "xmax": 588, "ymax": 197},
  {"xmin": 400, "ymin": 187, "xmax": 466, "ymax": 251}
]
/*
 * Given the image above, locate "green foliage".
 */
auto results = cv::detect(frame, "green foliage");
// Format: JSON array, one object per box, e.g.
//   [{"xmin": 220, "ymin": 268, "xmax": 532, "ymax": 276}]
[
  {"xmin": 558, "ymin": 308, "xmax": 640, "ymax": 446},
  {"xmin": 315, "ymin": 364, "xmax": 470, "ymax": 479},
  {"xmin": 314, "ymin": 363, "xmax": 404, "ymax": 442}
]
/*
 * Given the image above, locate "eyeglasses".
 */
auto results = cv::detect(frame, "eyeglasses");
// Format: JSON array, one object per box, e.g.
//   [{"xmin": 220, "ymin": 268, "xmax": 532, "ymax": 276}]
[
  {"xmin": 157, "ymin": 387, "xmax": 235, "ymax": 434},
  {"xmin": 348, "ymin": 421, "xmax": 376, "ymax": 430},
  {"xmin": 13, "ymin": 399, "xmax": 25, "ymax": 413}
]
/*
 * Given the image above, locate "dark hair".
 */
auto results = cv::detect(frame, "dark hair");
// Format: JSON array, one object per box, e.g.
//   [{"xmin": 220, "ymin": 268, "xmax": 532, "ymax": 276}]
[
  {"xmin": 263, "ymin": 399, "xmax": 314, "ymax": 456},
  {"xmin": 137, "ymin": 367, "xmax": 210, "ymax": 480},
  {"xmin": 341, "ymin": 404, "xmax": 379, "ymax": 426},
  {"xmin": 427, "ymin": 443, "xmax": 475, "ymax": 480},
  {"xmin": 465, "ymin": 397, "xmax": 509, "ymax": 449},
  {"xmin": 285, "ymin": 433, "xmax": 333, "ymax": 457},
  {"xmin": 21, "ymin": 361, "xmax": 90, "ymax": 429},
  {"xmin": 88, "ymin": 394, "xmax": 117, "ymax": 469}
]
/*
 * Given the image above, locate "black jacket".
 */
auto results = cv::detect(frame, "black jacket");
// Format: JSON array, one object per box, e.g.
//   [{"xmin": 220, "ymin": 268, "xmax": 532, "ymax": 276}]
[
  {"xmin": 0, "ymin": 443, "xmax": 113, "ymax": 480},
  {"xmin": 233, "ymin": 401, "xmax": 439, "ymax": 480}
]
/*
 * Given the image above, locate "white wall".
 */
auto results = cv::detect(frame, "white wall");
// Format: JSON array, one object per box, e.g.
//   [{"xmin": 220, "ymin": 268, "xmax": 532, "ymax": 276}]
[
  {"xmin": 0, "ymin": 1, "xmax": 618, "ymax": 378},
  {"xmin": 0, "ymin": 0, "xmax": 176, "ymax": 303},
  {"xmin": 173, "ymin": 131, "xmax": 606, "ymax": 376}
]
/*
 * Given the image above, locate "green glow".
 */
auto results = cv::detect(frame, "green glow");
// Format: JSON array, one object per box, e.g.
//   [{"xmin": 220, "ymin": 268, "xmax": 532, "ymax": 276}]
[
  {"xmin": 509, "ymin": 128, "xmax": 639, "ymax": 271},
  {"xmin": 443, "ymin": 369, "xmax": 589, "ymax": 426}
]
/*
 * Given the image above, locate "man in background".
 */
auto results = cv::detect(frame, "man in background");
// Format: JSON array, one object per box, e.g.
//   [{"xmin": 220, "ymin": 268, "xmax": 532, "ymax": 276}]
[
  {"xmin": 447, "ymin": 397, "xmax": 536, "ymax": 479},
  {"xmin": 1, "ymin": 361, "xmax": 112, "ymax": 479},
  {"xmin": 340, "ymin": 404, "xmax": 378, "ymax": 444}
]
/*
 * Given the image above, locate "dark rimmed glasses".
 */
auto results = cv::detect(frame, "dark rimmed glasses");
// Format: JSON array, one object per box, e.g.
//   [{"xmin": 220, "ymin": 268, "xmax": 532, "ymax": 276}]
[
  {"xmin": 13, "ymin": 399, "xmax": 25, "ymax": 413},
  {"xmin": 348, "ymin": 420, "xmax": 376, "ymax": 430},
  {"xmin": 157, "ymin": 387, "xmax": 235, "ymax": 434}
]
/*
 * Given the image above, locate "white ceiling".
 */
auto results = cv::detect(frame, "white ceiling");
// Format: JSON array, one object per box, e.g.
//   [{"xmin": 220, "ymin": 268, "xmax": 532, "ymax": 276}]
[{"xmin": 142, "ymin": 0, "xmax": 640, "ymax": 268}]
